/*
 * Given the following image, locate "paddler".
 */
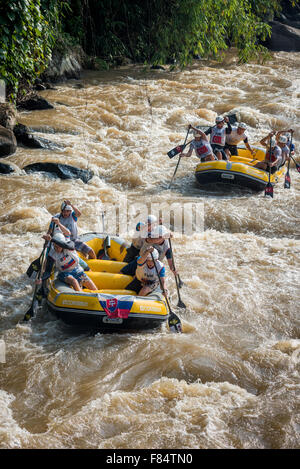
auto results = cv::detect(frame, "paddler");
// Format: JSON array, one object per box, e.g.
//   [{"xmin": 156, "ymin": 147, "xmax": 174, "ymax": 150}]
[
  {"xmin": 224, "ymin": 122, "xmax": 255, "ymax": 158},
  {"xmin": 139, "ymin": 224, "xmax": 177, "ymax": 276},
  {"xmin": 42, "ymin": 232, "xmax": 97, "ymax": 292},
  {"xmin": 204, "ymin": 115, "xmax": 232, "ymax": 160},
  {"xmin": 180, "ymin": 128, "xmax": 216, "ymax": 162},
  {"xmin": 254, "ymin": 132, "xmax": 282, "ymax": 173},
  {"xmin": 125, "ymin": 247, "xmax": 168, "ymax": 297},
  {"xmin": 123, "ymin": 214, "xmax": 158, "ymax": 263}
]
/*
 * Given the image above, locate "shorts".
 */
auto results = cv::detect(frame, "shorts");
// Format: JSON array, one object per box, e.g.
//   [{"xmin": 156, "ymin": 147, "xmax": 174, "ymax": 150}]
[
  {"xmin": 58, "ymin": 267, "xmax": 89, "ymax": 285},
  {"xmin": 211, "ymin": 144, "xmax": 227, "ymax": 160},
  {"xmin": 74, "ymin": 239, "xmax": 93, "ymax": 257},
  {"xmin": 224, "ymin": 143, "xmax": 238, "ymax": 156}
]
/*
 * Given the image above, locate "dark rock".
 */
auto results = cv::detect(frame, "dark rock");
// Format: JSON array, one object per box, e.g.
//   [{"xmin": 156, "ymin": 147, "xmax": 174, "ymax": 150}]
[
  {"xmin": 265, "ymin": 21, "xmax": 300, "ymax": 51},
  {"xmin": 41, "ymin": 48, "xmax": 83, "ymax": 83},
  {"xmin": 17, "ymin": 95, "xmax": 54, "ymax": 111},
  {"xmin": 0, "ymin": 103, "xmax": 17, "ymax": 130},
  {"xmin": 151, "ymin": 65, "xmax": 166, "ymax": 70},
  {"xmin": 13, "ymin": 123, "xmax": 64, "ymax": 150},
  {"xmin": 0, "ymin": 125, "xmax": 17, "ymax": 157},
  {"xmin": 23, "ymin": 162, "xmax": 94, "ymax": 183},
  {"xmin": 0, "ymin": 162, "xmax": 14, "ymax": 174}
]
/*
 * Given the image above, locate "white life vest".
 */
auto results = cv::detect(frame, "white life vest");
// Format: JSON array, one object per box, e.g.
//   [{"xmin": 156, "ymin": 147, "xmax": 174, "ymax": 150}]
[
  {"xmin": 51, "ymin": 249, "xmax": 80, "ymax": 272},
  {"xmin": 136, "ymin": 259, "xmax": 165, "ymax": 285},
  {"xmin": 210, "ymin": 125, "xmax": 227, "ymax": 146},
  {"xmin": 190, "ymin": 138, "xmax": 213, "ymax": 159},
  {"xmin": 55, "ymin": 211, "xmax": 78, "ymax": 241},
  {"xmin": 225, "ymin": 127, "xmax": 247, "ymax": 145}
]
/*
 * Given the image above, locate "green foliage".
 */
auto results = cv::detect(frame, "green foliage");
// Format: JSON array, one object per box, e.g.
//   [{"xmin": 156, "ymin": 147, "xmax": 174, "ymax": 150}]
[
  {"xmin": 0, "ymin": 0, "xmax": 61, "ymax": 100},
  {"xmin": 0, "ymin": 0, "xmax": 297, "ymax": 101},
  {"xmin": 62, "ymin": 0, "xmax": 294, "ymax": 66}
]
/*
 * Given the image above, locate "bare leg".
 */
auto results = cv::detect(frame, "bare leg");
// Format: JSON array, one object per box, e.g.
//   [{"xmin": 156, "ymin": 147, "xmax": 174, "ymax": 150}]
[
  {"xmin": 82, "ymin": 278, "xmax": 98, "ymax": 290},
  {"xmin": 138, "ymin": 286, "xmax": 152, "ymax": 296},
  {"xmin": 65, "ymin": 276, "xmax": 82, "ymax": 292}
]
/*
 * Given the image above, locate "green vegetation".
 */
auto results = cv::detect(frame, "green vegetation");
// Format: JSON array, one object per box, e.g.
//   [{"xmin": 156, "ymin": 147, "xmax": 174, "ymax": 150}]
[{"xmin": 0, "ymin": 0, "xmax": 297, "ymax": 101}]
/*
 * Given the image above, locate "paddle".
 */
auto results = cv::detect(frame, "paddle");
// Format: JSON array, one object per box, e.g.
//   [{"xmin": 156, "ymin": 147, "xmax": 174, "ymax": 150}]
[
  {"xmin": 168, "ymin": 237, "xmax": 186, "ymax": 308},
  {"xmin": 26, "ymin": 221, "xmax": 52, "ymax": 278},
  {"xmin": 150, "ymin": 252, "xmax": 182, "ymax": 333},
  {"xmin": 23, "ymin": 237, "xmax": 50, "ymax": 321},
  {"xmin": 284, "ymin": 133, "xmax": 292, "ymax": 189},
  {"xmin": 265, "ymin": 136, "xmax": 273, "ymax": 198},
  {"xmin": 168, "ymin": 125, "xmax": 191, "ymax": 189},
  {"xmin": 290, "ymin": 155, "xmax": 300, "ymax": 173}
]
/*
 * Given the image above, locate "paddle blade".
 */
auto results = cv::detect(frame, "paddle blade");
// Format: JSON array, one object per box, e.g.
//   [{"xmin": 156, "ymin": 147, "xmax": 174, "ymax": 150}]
[
  {"xmin": 284, "ymin": 172, "xmax": 291, "ymax": 189},
  {"xmin": 168, "ymin": 312, "xmax": 182, "ymax": 333},
  {"xmin": 227, "ymin": 113, "xmax": 237, "ymax": 125},
  {"xmin": 26, "ymin": 258, "xmax": 41, "ymax": 278},
  {"xmin": 23, "ymin": 299, "xmax": 38, "ymax": 322},
  {"xmin": 296, "ymin": 164, "xmax": 300, "ymax": 173},
  {"xmin": 178, "ymin": 275, "xmax": 184, "ymax": 288},
  {"xmin": 167, "ymin": 144, "xmax": 185, "ymax": 159},
  {"xmin": 265, "ymin": 182, "xmax": 273, "ymax": 198},
  {"xmin": 177, "ymin": 299, "xmax": 186, "ymax": 309}
]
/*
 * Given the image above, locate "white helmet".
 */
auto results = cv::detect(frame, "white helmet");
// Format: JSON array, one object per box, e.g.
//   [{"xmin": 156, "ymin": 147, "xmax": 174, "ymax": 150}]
[
  {"xmin": 147, "ymin": 248, "xmax": 159, "ymax": 261},
  {"xmin": 278, "ymin": 135, "xmax": 287, "ymax": 143},
  {"xmin": 146, "ymin": 214, "xmax": 157, "ymax": 224},
  {"xmin": 52, "ymin": 232, "xmax": 75, "ymax": 250},
  {"xmin": 151, "ymin": 224, "xmax": 169, "ymax": 238},
  {"xmin": 215, "ymin": 116, "xmax": 224, "ymax": 123},
  {"xmin": 238, "ymin": 122, "xmax": 247, "ymax": 129}
]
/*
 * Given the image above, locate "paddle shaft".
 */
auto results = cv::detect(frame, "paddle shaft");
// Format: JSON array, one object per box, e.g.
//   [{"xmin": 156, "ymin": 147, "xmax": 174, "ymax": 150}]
[
  {"xmin": 150, "ymin": 252, "xmax": 182, "ymax": 333},
  {"xmin": 168, "ymin": 125, "xmax": 191, "ymax": 189},
  {"xmin": 168, "ymin": 237, "xmax": 186, "ymax": 308}
]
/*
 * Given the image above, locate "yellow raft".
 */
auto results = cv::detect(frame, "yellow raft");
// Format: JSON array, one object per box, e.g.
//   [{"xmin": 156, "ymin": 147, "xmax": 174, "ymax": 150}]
[
  {"xmin": 195, "ymin": 148, "xmax": 286, "ymax": 191},
  {"xmin": 46, "ymin": 233, "xmax": 169, "ymax": 331}
]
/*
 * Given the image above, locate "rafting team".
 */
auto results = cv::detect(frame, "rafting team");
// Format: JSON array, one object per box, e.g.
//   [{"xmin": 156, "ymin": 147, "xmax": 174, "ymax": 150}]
[
  {"xmin": 40, "ymin": 202, "xmax": 175, "ymax": 298},
  {"xmin": 38, "ymin": 119, "xmax": 295, "ymax": 298},
  {"xmin": 181, "ymin": 116, "xmax": 295, "ymax": 173}
]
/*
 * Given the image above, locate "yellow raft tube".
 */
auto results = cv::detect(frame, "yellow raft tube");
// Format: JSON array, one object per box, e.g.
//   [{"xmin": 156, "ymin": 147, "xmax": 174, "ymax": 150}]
[
  {"xmin": 46, "ymin": 233, "xmax": 169, "ymax": 331},
  {"xmin": 195, "ymin": 148, "xmax": 286, "ymax": 191}
]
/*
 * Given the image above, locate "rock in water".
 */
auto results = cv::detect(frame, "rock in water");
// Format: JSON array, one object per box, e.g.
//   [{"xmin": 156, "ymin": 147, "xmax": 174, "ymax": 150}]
[
  {"xmin": 23, "ymin": 162, "xmax": 94, "ymax": 183},
  {"xmin": 266, "ymin": 21, "xmax": 300, "ymax": 51},
  {"xmin": 0, "ymin": 125, "xmax": 17, "ymax": 157},
  {"xmin": 17, "ymin": 96, "xmax": 54, "ymax": 111},
  {"xmin": 0, "ymin": 162, "xmax": 14, "ymax": 174}
]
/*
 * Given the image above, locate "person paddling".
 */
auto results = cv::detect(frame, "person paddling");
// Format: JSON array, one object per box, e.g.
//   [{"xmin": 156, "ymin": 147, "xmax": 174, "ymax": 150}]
[
  {"xmin": 180, "ymin": 128, "xmax": 216, "ymax": 162},
  {"xmin": 48, "ymin": 200, "xmax": 96, "ymax": 259},
  {"xmin": 125, "ymin": 247, "xmax": 168, "ymax": 297},
  {"xmin": 123, "ymin": 215, "xmax": 158, "ymax": 263},
  {"xmin": 42, "ymin": 232, "xmax": 97, "ymax": 292},
  {"xmin": 224, "ymin": 122, "xmax": 255, "ymax": 158},
  {"xmin": 139, "ymin": 225, "xmax": 177, "ymax": 276},
  {"xmin": 255, "ymin": 132, "xmax": 282, "ymax": 173},
  {"xmin": 204, "ymin": 116, "xmax": 232, "ymax": 160}
]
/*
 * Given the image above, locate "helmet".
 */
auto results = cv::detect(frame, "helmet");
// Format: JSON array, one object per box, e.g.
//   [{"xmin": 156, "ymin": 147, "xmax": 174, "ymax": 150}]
[
  {"xmin": 61, "ymin": 202, "xmax": 72, "ymax": 211},
  {"xmin": 215, "ymin": 116, "xmax": 224, "ymax": 123},
  {"xmin": 146, "ymin": 215, "xmax": 157, "ymax": 224},
  {"xmin": 52, "ymin": 232, "xmax": 75, "ymax": 250},
  {"xmin": 135, "ymin": 222, "xmax": 145, "ymax": 232},
  {"xmin": 151, "ymin": 224, "xmax": 169, "ymax": 238},
  {"xmin": 238, "ymin": 122, "xmax": 247, "ymax": 129},
  {"xmin": 278, "ymin": 135, "xmax": 287, "ymax": 143},
  {"xmin": 147, "ymin": 248, "xmax": 159, "ymax": 261},
  {"xmin": 194, "ymin": 131, "xmax": 202, "ymax": 138}
]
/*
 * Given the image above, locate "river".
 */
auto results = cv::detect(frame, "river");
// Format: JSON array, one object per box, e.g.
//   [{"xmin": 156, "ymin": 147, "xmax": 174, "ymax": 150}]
[{"xmin": 0, "ymin": 50, "xmax": 299, "ymax": 449}]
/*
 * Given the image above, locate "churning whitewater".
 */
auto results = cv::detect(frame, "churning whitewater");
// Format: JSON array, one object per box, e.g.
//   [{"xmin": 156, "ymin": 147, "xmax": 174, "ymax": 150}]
[{"xmin": 0, "ymin": 51, "xmax": 299, "ymax": 449}]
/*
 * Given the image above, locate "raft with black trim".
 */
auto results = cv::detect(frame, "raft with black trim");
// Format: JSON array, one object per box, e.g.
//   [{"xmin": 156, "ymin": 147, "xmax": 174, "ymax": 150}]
[
  {"xmin": 46, "ymin": 232, "xmax": 169, "ymax": 331},
  {"xmin": 195, "ymin": 148, "xmax": 286, "ymax": 191}
]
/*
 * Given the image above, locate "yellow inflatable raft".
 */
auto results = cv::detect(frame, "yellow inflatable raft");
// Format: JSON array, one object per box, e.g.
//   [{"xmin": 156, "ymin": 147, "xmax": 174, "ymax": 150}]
[
  {"xmin": 46, "ymin": 233, "xmax": 169, "ymax": 331},
  {"xmin": 195, "ymin": 148, "xmax": 286, "ymax": 191}
]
